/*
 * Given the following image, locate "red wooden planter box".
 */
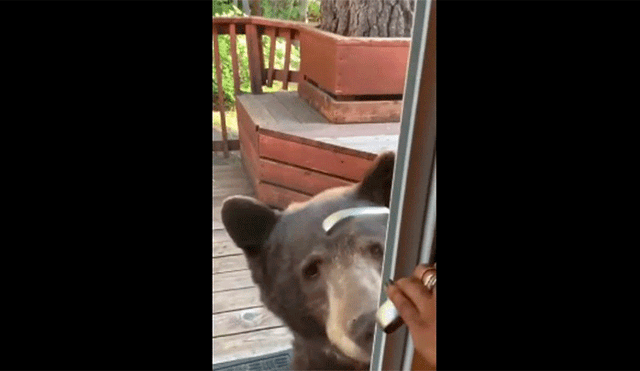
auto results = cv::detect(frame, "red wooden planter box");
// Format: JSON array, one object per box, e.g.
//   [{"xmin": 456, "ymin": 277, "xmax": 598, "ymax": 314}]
[{"xmin": 299, "ymin": 26, "xmax": 411, "ymax": 97}]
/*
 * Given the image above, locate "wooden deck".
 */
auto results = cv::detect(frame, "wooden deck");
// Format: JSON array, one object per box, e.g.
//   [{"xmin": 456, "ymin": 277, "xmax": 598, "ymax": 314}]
[
  {"xmin": 213, "ymin": 151, "xmax": 294, "ymax": 365},
  {"xmin": 237, "ymin": 91, "xmax": 401, "ymax": 209}
]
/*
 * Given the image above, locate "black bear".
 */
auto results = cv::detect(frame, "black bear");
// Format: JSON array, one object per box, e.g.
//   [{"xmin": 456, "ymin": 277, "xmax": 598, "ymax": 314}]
[{"xmin": 221, "ymin": 152, "xmax": 394, "ymax": 370}]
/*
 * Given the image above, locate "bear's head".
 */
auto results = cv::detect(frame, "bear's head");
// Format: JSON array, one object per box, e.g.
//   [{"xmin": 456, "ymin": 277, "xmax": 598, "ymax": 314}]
[{"xmin": 221, "ymin": 151, "xmax": 394, "ymax": 366}]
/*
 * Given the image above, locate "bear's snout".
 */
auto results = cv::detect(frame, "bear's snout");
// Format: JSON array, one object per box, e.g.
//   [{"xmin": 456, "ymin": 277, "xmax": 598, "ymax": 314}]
[{"xmin": 349, "ymin": 310, "xmax": 377, "ymax": 349}]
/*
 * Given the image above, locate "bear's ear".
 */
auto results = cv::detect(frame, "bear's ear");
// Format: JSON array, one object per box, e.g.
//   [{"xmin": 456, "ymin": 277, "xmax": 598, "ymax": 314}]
[
  {"xmin": 356, "ymin": 151, "xmax": 395, "ymax": 207},
  {"xmin": 221, "ymin": 196, "xmax": 280, "ymax": 254}
]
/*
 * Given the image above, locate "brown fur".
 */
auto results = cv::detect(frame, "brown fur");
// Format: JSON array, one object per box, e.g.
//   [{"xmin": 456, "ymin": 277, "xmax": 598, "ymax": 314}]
[{"xmin": 221, "ymin": 152, "xmax": 395, "ymax": 370}]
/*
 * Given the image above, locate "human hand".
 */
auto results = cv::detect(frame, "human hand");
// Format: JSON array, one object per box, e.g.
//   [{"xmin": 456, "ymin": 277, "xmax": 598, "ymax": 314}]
[{"xmin": 386, "ymin": 264, "xmax": 436, "ymax": 367}]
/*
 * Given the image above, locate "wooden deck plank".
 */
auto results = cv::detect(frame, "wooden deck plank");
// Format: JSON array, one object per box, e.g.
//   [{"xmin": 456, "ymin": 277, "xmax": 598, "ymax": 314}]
[
  {"xmin": 213, "ymin": 166, "xmax": 252, "ymax": 179},
  {"xmin": 280, "ymin": 121, "xmax": 401, "ymax": 141},
  {"xmin": 252, "ymin": 94, "xmax": 301, "ymax": 130},
  {"xmin": 237, "ymin": 94, "xmax": 278, "ymax": 129},
  {"xmin": 213, "ymin": 254, "xmax": 248, "ymax": 274},
  {"xmin": 213, "ymin": 307, "xmax": 285, "ymax": 337},
  {"xmin": 213, "ymin": 175, "xmax": 247, "ymax": 187},
  {"xmin": 213, "ymin": 228, "xmax": 233, "ymax": 243},
  {"xmin": 314, "ymin": 134, "xmax": 400, "ymax": 154},
  {"xmin": 213, "ymin": 236, "xmax": 243, "ymax": 257},
  {"xmin": 213, "ymin": 205, "xmax": 223, "ymax": 230},
  {"xmin": 211, "ymin": 228, "xmax": 233, "ymax": 247},
  {"xmin": 213, "ymin": 327, "xmax": 294, "ymax": 365},
  {"xmin": 213, "ymin": 185, "xmax": 255, "ymax": 201},
  {"xmin": 212, "ymin": 175, "xmax": 254, "ymax": 189},
  {"xmin": 239, "ymin": 92, "xmax": 400, "ymax": 143},
  {"xmin": 213, "ymin": 286, "xmax": 263, "ymax": 314},
  {"xmin": 213, "ymin": 164, "xmax": 252, "ymax": 174},
  {"xmin": 272, "ymin": 91, "xmax": 328, "ymax": 124},
  {"xmin": 213, "ymin": 126, "xmax": 239, "ymax": 141},
  {"xmin": 213, "ymin": 269, "xmax": 255, "ymax": 292}
]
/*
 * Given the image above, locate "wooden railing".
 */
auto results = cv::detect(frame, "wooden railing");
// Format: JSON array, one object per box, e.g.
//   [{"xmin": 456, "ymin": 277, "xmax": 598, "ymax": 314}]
[{"xmin": 212, "ymin": 17, "xmax": 306, "ymax": 157}]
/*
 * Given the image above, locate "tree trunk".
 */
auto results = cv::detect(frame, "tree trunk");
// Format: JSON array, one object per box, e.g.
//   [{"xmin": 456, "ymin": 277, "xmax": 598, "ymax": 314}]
[
  {"xmin": 250, "ymin": 0, "xmax": 262, "ymax": 16},
  {"xmin": 300, "ymin": 0, "xmax": 309, "ymax": 22},
  {"xmin": 242, "ymin": 0, "xmax": 251, "ymax": 15},
  {"xmin": 320, "ymin": 0, "xmax": 415, "ymax": 37}
]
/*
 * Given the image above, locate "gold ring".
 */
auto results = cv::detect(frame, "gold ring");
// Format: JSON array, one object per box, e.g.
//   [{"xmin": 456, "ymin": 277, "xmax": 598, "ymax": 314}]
[
  {"xmin": 424, "ymin": 274, "xmax": 437, "ymax": 291},
  {"xmin": 420, "ymin": 266, "xmax": 437, "ymax": 291}
]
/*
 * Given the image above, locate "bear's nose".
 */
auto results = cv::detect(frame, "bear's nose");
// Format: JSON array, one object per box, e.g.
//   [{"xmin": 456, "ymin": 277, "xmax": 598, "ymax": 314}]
[{"xmin": 349, "ymin": 310, "xmax": 376, "ymax": 349}]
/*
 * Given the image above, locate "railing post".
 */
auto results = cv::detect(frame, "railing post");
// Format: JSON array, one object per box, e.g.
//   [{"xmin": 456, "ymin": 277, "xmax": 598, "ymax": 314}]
[
  {"xmin": 213, "ymin": 24, "xmax": 230, "ymax": 158},
  {"xmin": 245, "ymin": 23, "xmax": 263, "ymax": 94},
  {"xmin": 257, "ymin": 27, "xmax": 266, "ymax": 84},
  {"xmin": 266, "ymin": 27, "xmax": 277, "ymax": 87},
  {"xmin": 282, "ymin": 28, "xmax": 292, "ymax": 90},
  {"xmin": 229, "ymin": 23, "xmax": 241, "ymax": 96}
]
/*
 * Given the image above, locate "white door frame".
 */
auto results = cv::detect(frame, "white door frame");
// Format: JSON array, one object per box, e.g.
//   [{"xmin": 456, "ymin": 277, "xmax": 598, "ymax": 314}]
[{"xmin": 370, "ymin": 0, "xmax": 437, "ymax": 369}]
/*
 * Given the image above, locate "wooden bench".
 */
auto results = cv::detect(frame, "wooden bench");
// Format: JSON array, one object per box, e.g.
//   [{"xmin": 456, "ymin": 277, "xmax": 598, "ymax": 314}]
[{"xmin": 236, "ymin": 91, "xmax": 400, "ymax": 209}]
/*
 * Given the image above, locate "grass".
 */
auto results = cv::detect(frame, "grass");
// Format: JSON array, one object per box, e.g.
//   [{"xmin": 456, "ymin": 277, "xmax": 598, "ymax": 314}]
[{"xmin": 213, "ymin": 110, "xmax": 238, "ymax": 138}]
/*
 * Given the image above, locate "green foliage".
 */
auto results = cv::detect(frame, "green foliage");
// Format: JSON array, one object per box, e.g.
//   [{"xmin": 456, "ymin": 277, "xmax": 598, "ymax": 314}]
[
  {"xmin": 213, "ymin": 0, "xmax": 244, "ymax": 17},
  {"xmin": 213, "ymin": 34, "xmax": 251, "ymax": 110},
  {"xmin": 212, "ymin": 37, "xmax": 234, "ymax": 108},
  {"xmin": 261, "ymin": 0, "xmax": 302, "ymax": 21},
  {"xmin": 214, "ymin": 33, "xmax": 301, "ymax": 109},
  {"xmin": 307, "ymin": 0, "xmax": 321, "ymax": 22},
  {"xmin": 261, "ymin": 35, "xmax": 300, "ymax": 71},
  {"xmin": 213, "ymin": 0, "xmax": 248, "ymax": 109}
]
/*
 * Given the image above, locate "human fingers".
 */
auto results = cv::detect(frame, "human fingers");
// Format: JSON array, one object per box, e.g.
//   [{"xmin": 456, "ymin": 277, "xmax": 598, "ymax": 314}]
[
  {"xmin": 386, "ymin": 280, "xmax": 421, "ymax": 327},
  {"xmin": 393, "ymin": 276, "xmax": 435, "ymax": 322},
  {"xmin": 412, "ymin": 263, "xmax": 431, "ymax": 280}
]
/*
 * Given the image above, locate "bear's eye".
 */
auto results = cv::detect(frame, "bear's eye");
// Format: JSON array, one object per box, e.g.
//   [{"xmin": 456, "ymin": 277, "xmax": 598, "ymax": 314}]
[
  {"xmin": 303, "ymin": 259, "xmax": 322, "ymax": 280},
  {"xmin": 368, "ymin": 243, "xmax": 384, "ymax": 259}
]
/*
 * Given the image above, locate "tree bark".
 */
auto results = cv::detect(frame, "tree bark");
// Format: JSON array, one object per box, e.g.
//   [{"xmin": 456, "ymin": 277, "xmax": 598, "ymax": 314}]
[{"xmin": 320, "ymin": 0, "xmax": 415, "ymax": 37}]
